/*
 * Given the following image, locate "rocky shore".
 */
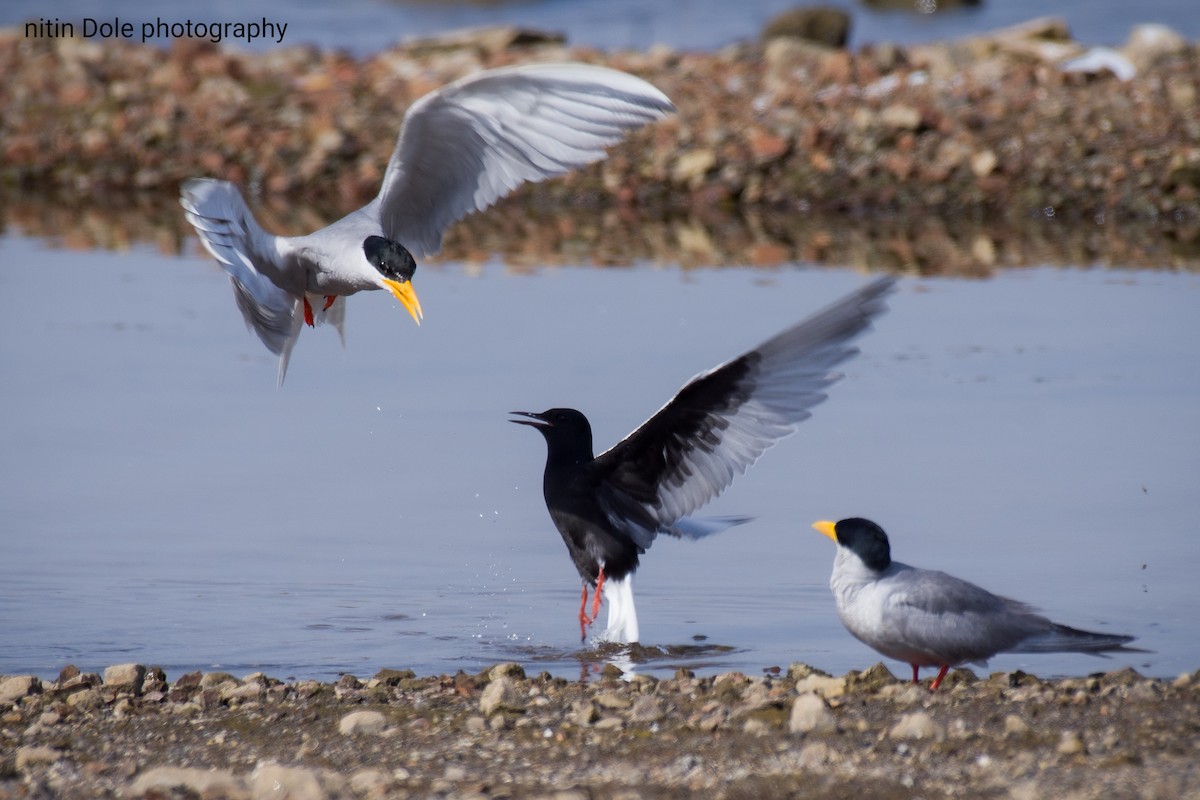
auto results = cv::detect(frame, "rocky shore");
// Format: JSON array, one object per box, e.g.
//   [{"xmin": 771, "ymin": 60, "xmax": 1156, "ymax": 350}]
[
  {"xmin": 2, "ymin": 18, "xmax": 1199, "ymax": 273},
  {"xmin": 2, "ymin": 662, "xmax": 1197, "ymax": 798}
]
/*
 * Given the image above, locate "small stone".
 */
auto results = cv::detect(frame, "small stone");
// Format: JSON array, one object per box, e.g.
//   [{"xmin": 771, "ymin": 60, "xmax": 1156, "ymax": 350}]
[
  {"xmin": 0, "ymin": 675, "xmax": 41, "ymax": 704},
  {"xmin": 628, "ymin": 695, "xmax": 664, "ymax": 724},
  {"xmin": 789, "ymin": 693, "xmax": 837, "ymax": 734},
  {"xmin": 103, "ymin": 664, "xmax": 146, "ymax": 694},
  {"xmin": 743, "ymin": 717, "xmax": 770, "ymax": 736},
  {"xmin": 349, "ymin": 769, "xmax": 390, "ymax": 794},
  {"xmin": 128, "ymin": 766, "xmax": 245, "ymax": 797},
  {"xmin": 488, "ymin": 662, "xmax": 526, "ymax": 681},
  {"xmin": 339, "ymin": 710, "xmax": 388, "ymax": 736},
  {"xmin": 672, "ymin": 149, "xmax": 717, "ymax": 186},
  {"xmin": 464, "ymin": 716, "xmax": 487, "ymax": 734},
  {"xmin": 879, "ymin": 104, "xmax": 922, "ymax": 131},
  {"xmin": 762, "ymin": 6, "xmax": 851, "ymax": 48},
  {"xmin": 1057, "ymin": 730, "xmax": 1087, "ymax": 755},
  {"xmin": 594, "ymin": 716, "xmax": 624, "ymax": 731},
  {"xmin": 251, "ymin": 763, "xmax": 327, "ymax": 800},
  {"xmin": 794, "ymin": 674, "xmax": 845, "ymax": 698},
  {"xmin": 1004, "ymin": 714, "xmax": 1031, "ymax": 736},
  {"xmin": 220, "ymin": 682, "xmax": 264, "ymax": 703},
  {"xmin": 971, "ymin": 149, "xmax": 998, "ymax": 178},
  {"xmin": 479, "ymin": 677, "xmax": 524, "ymax": 716},
  {"xmin": 889, "ymin": 711, "xmax": 944, "ymax": 740},
  {"xmin": 594, "ymin": 691, "xmax": 631, "ymax": 711},
  {"xmin": 16, "ymin": 746, "xmax": 62, "ymax": 769}
]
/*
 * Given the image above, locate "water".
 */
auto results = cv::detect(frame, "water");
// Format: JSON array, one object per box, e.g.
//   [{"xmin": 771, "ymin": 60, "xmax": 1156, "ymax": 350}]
[
  {"xmin": 4, "ymin": 0, "xmax": 1197, "ymax": 56},
  {"xmin": 1, "ymin": 232, "xmax": 1196, "ymax": 683}
]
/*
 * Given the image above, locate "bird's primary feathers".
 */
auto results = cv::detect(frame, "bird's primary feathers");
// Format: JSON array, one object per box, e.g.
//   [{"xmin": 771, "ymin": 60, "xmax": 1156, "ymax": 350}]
[
  {"xmin": 181, "ymin": 62, "xmax": 674, "ymax": 383},
  {"xmin": 813, "ymin": 518, "xmax": 1141, "ymax": 689},
  {"xmin": 513, "ymin": 276, "xmax": 896, "ymax": 643}
]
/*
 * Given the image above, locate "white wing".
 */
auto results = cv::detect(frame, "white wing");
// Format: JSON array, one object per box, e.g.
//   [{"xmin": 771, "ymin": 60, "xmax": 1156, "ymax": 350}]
[
  {"xmin": 375, "ymin": 62, "xmax": 674, "ymax": 257},
  {"xmin": 180, "ymin": 178, "xmax": 304, "ymax": 384}
]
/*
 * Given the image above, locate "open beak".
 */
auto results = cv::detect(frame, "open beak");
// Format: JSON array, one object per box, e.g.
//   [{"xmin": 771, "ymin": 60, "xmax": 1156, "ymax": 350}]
[
  {"xmin": 382, "ymin": 278, "xmax": 423, "ymax": 325},
  {"xmin": 812, "ymin": 520, "xmax": 839, "ymax": 543},
  {"xmin": 509, "ymin": 411, "xmax": 551, "ymax": 429}
]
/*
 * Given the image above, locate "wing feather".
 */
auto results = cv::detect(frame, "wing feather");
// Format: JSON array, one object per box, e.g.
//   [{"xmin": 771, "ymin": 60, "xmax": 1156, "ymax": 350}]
[
  {"xmin": 375, "ymin": 63, "xmax": 674, "ymax": 257},
  {"xmin": 593, "ymin": 276, "xmax": 896, "ymax": 540}
]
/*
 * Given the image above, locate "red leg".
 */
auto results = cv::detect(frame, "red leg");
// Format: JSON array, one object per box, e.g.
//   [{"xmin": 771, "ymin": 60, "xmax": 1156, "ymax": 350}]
[
  {"xmin": 591, "ymin": 565, "xmax": 606, "ymax": 621},
  {"xmin": 323, "ymin": 295, "xmax": 337, "ymax": 311},
  {"xmin": 929, "ymin": 664, "xmax": 950, "ymax": 691},
  {"xmin": 303, "ymin": 297, "xmax": 315, "ymax": 327},
  {"xmin": 910, "ymin": 664, "xmax": 920, "ymax": 685},
  {"xmin": 578, "ymin": 584, "xmax": 591, "ymax": 641}
]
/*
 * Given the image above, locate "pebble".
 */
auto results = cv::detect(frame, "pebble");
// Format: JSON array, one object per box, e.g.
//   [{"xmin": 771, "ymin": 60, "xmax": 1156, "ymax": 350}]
[
  {"xmin": 1056, "ymin": 730, "xmax": 1087, "ymax": 756},
  {"xmin": 127, "ymin": 766, "xmax": 245, "ymax": 798},
  {"xmin": 250, "ymin": 763, "xmax": 328, "ymax": 800},
  {"xmin": 479, "ymin": 676, "xmax": 524, "ymax": 716},
  {"xmin": 0, "ymin": 675, "xmax": 41, "ymax": 704},
  {"xmin": 338, "ymin": 710, "xmax": 388, "ymax": 735},
  {"xmin": 889, "ymin": 711, "xmax": 944, "ymax": 741},
  {"xmin": 788, "ymin": 693, "xmax": 837, "ymax": 734},
  {"xmin": 103, "ymin": 663, "xmax": 146, "ymax": 693}
]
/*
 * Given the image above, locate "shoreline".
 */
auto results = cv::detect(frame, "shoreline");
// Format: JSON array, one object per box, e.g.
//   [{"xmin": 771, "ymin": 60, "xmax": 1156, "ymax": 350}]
[{"xmin": 3, "ymin": 661, "xmax": 1198, "ymax": 797}]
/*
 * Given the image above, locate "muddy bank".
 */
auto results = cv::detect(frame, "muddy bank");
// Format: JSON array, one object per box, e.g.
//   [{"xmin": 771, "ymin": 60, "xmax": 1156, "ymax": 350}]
[
  {"xmin": 2, "ymin": 661, "xmax": 1198, "ymax": 799},
  {"xmin": 2, "ymin": 18, "xmax": 1199, "ymax": 273}
]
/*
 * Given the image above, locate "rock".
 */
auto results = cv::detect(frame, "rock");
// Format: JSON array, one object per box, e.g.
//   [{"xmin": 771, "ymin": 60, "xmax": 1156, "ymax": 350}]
[
  {"xmin": 1057, "ymin": 730, "xmax": 1087, "ymax": 755},
  {"xmin": 889, "ymin": 711, "xmax": 944, "ymax": 740},
  {"xmin": 672, "ymin": 149, "xmax": 717, "ymax": 186},
  {"xmin": 339, "ymin": 710, "xmax": 388, "ymax": 735},
  {"xmin": 761, "ymin": 6, "xmax": 851, "ymax": 49},
  {"xmin": 1123, "ymin": 24, "xmax": 1188, "ymax": 69},
  {"xmin": 789, "ymin": 693, "xmax": 837, "ymax": 734},
  {"xmin": 879, "ymin": 104, "xmax": 922, "ymax": 131},
  {"xmin": 221, "ymin": 682, "xmax": 265, "ymax": 703},
  {"xmin": 250, "ymin": 763, "xmax": 327, "ymax": 800},
  {"xmin": 629, "ymin": 695, "xmax": 665, "ymax": 724},
  {"xmin": 0, "ymin": 675, "xmax": 41, "ymax": 704},
  {"xmin": 1004, "ymin": 714, "xmax": 1031, "ymax": 736},
  {"xmin": 15, "ymin": 745, "xmax": 62, "ymax": 769},
  {"xmin": 127, "ymin": 766, "xmax": 246, "ymax": 798},
  {"xmin": 971, "ymin": 149, "xmax": 998, "ymax": 178},
  {"xmin": 794, "ymin": 674, "xmax": 845, "ymax": 698},
  {"xmin": 464, "ymin": 716, "xmax": 487, "ymax": 734},
  {"xmin": 488, "ymin": 662, "xmax": 526, "ymax": 681},
  {"xmin": 594, "ymin": 691, "xmax": 631, "ymax": 711},
  {"xmin": 479, "ymin": 676, "xmax": 524, "ymax": 716},
  {"xmin": 349, "ymin": 769, "xmax": 390, "ymax": 794},
  {"xmin": 103, "ymin": 663, "xmax": 146, "ymax": 693}
]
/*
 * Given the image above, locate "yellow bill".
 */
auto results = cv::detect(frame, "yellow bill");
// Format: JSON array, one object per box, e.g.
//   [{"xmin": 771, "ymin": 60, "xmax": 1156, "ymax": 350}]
[
  {"xmin": 383, "ymin": 278, "xmax": 423, "ymax": 325},
  {"xmin": 812, "ymin": 520, "xmax": 838, "ymax": 542}
]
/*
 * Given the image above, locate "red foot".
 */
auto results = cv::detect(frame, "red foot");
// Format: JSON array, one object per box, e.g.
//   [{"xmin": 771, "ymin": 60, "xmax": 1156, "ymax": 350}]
[
  {"xmin": 323, "ymin": 295, "xmax": 337, "ymax": 311},
  {"xmin": 910, "ymin": 664, "xmax": 921, "ymax": 685},
  {"xmin": 591, "ymin": 565, "xmax": 606, "ymax": 621},
  {"xmin": 578, "ymin": 584, "xmax": 592, "ymax": 641},
  {"xmin": 929, "ymin": 665, "xmax": 950, "ymax": 691},
  {"xmin": 303, "ymin": 297, "xmax": 315, "ymax": 327}
]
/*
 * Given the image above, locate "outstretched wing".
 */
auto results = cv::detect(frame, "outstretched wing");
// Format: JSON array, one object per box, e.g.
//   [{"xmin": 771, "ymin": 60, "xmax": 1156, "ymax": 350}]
[
  {"xmin": 593, "ymin": 277, "xmax": 896, "ymax": 548},
  {"xmin": 180, "ymin": 178, "xmax": 304, "ymax": 384},
  {"xmin": 375, "ymin": 62, "xmax": 674, "ymax": 257}
]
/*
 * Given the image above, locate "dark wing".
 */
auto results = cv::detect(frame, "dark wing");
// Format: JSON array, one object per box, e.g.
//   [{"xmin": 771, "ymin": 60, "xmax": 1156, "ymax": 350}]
[{"xmin": 591, "ymin": 276, "xmax": 896, "ymax": 548}]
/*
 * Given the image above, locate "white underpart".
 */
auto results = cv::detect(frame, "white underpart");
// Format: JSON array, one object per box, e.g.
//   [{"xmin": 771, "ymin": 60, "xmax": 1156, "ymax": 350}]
[{"xmin": 599, "ymin": 575, "xmax": 639, "ymax": 644}]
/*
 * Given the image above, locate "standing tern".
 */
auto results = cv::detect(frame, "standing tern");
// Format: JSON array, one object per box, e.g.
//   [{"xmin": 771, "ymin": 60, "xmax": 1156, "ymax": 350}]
[
  {"xmin": 813, "ymin": 518, "xmax": 1142, "ymax": 690},
  {"xmin": 512, "ymin": 277, "xmax": 896, "ymax": 644},
  {"xmin": 180, "ymin": 62, "xmax": 675, "ymax": 383}
]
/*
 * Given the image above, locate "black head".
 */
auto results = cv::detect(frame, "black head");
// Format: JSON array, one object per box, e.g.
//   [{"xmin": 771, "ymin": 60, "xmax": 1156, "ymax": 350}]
[
  {"xmin": 510, "ymin": 408, "xmax": 594, "ymax": 460},
  {"xmin": 815, "ymin": 517, "xmax": 891, "ymax": 572},
  {"xmin": 363, "ymin": 235, "xmax": 416, "ymax": 282}
]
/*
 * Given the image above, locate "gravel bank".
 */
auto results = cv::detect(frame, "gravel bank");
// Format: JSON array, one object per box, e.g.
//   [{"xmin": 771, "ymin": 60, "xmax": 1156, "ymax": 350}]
[
  {"xmin": 2, "ymin": 18, "xmax": 1199, "ymax": 276},
  {"xmin": 2, "ymin": 662, "xmax": 1198, "ymax": 798}
]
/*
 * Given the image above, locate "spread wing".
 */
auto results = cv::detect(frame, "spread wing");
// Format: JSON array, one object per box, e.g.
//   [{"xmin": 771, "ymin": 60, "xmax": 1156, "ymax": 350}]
[
  {"xmin": 592, "ymin": 277, "xmax": 896, "ymax": 548},
  {"xmin": 374, "ymin": 62, "xmax": 674, "ymax": 257},
  {"xmin": 180, "ymin": 178, "xmax": 305, "ymax": 384}
]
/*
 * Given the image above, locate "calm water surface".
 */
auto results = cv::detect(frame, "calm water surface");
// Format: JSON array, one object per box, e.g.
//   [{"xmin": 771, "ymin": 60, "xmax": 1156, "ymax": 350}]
[{"xmin": 1, "ymin": 234, "xmax": 1196, "ymax": 682}]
